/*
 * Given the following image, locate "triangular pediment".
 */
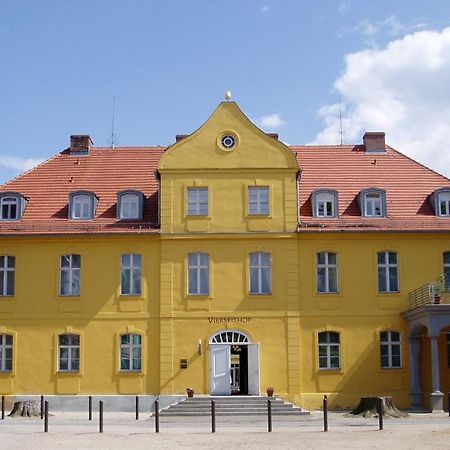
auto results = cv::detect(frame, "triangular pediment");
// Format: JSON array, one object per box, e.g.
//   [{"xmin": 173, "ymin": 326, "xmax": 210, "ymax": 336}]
[{"xmin": 159, "ymin": 102, "xmax": 298, "ymax": 171}]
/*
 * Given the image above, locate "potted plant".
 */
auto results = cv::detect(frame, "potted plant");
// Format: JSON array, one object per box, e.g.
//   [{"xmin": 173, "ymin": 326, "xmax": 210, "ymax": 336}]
[
  {"xmin": 433, "ymin": 275, "xmax": 445, "ymax": 304},
  {"xmin": 266, "ymin": 387, "xmax": 274, "ymax": 397},
  {"xmin": 186, "ymin": 387, "xmax": 194, "ymax": 398}
]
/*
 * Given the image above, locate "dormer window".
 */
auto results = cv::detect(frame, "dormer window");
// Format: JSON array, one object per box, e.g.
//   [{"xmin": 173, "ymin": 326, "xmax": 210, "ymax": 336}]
[
  {"xmin": 431, "ymin": 189, "xmax": 450, "ymax": 216},
  {"xmin": 0, "ymin": 193, "xmax": 26, "ymax": 220},
  {"xmin": 359, "ymin": 189, "xmax": 386, "ymax": 217},
  {"xmin": 312, "ymin": 190, "xmax": 338, "ymax": 218},
  {"xmin": 117, "ymin": 191, "xmax": 144, "ymax": 220},
  {"xmin": 69, "ymin": 192, "xmax": 97, "ymax": 220}
]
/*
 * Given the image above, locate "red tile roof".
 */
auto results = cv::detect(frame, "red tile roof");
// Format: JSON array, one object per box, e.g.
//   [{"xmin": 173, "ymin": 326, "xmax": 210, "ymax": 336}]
[
  {"xmin": 292, "ymin": 145, "xmax": 450, "ymax": 232},
  {"xmin": 1, "ymin": 143, "xmax": 450, "ymax": 235},
  {"xmin": 0, "ymin": 147, "xmax": 164, "ymax": 235}
]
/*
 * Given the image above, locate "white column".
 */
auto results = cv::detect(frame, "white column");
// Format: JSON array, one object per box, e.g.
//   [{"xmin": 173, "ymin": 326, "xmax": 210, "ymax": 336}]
[{"xmin": 429, "ymin": 335, "xmax": 444, "ymax": 412}]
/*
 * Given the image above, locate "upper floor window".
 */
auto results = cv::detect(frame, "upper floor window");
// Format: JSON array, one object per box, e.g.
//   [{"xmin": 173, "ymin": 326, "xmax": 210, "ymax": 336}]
[
  {"xmin": 431, "ymin": 189, "xmax": 450, "ymax": 217},
  {"xmin": 60, "ymin": 254, "xmax": 81, "ymax": 296},
  {"xmin": 317, "ymin": 252, "xmax": 338, "ymax": 293},
  {"xmin": 187, "ymin": 188, "xmax": 208, "ymax": 216},
  {"xmin": 444, "ymin": 252, "xmax": 450, "ymax": 292},
  {"xmin": 69, "ymin": 192, "xmax": 97, "ymax": 220},
  {"xmin": 188, "ymin": 252, "xmax": 209, "ymax": 295},
  {"xmin": 0, "ymin": 256, "xmax": 15, "ymax": 296},
  {"xmin": 120, "ymin": 333, "xmax": 141, "ymax": 372},
  {"xmin": 0, "ymin": 193, "xmax": 25, "ymax": 220},
  {"xmin": 117, "ymin": 191, "xmax": 144, "ymax": 220},
  {"xmin": 249, "ymin": 252, "xmax": 271, "ymax": 295},
  {"xmin": 377, "ymin": 251, "xmax": 399, "ymax": 293},
  {"xmin": 318, "ymin": 331, "xmax": 340, "ymax": 370},
  {"xmin": 58, "ymin": 334, "xmax": 80, "ymax": 372},
  {"xmin": 0, "ymin": 334, "xmax": 13, "ymax": 372},
  {"xmin": 121, "ymin": 254, "xmax": 142, "ymax": 296},
  {"xmin": 312, "ymin": 190, "xmax": 338, "ymax": 218},
  {"xmin": 248, "ymin": 186, "xmax": 269, "ymax": 215},
  {"xmin": 359, "ymin": 189, "xmax": 386, "ymax": 217},
  {"xmin": 380, "ymin": 331, "xmax": 401, "ymax": 369}
]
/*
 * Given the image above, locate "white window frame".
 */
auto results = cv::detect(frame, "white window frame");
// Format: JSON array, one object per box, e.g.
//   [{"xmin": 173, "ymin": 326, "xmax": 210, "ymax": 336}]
[
  {"xmin": 444, "ymin": 252, "xmax": 450, "ymax": 292},
  {"xmin": 315, "ymin": 192, "xmax": 335, "ymax": 217},
  {"xmin": 0, "ymin": 255, "xmax": 15, "ymax": 297},
  {"xmin": 377, "ymin": 251, "xmax": 399, "ymax": 293},
  {"xmin": 188, "ymin": 252, "xmax": 209, "ymax": 295},
  {"xmin": 187, "ymin": 188, "xmax": 208, "ymax": 216},
  {"xmin": 248, "ymin": 186, "xmax": 269, "ymax": 215},
  {"xmin": 318, "ymin": 331, "xmax": 340, "ymax": 370},
  {"xmin": 119, "ymin": 193, "xmax": 140, "ymax": 219},
  {"xmin": 438, "ymin": 192, "xmax": 450, "ymax": 216},
  {"xmin": 249, "ymin": 252, "xmax": 272, "ymax": 295},
  {"xmin": 316, "ymin": 252, "xmax": 338, "ymax": 293},
  {"xmin": 380, "ymin": 331, "xmax": 402, "ymax": 369},
  {"xmin": 60, "ymin": 254, "xmax": 81, "ymax": 296},
  {"xmin": 121, "ymin": 254, "xmax": 142, "ymax": 296},
  {"xmin": 0, "ymin": 196, "xmax": 20, "ymax": 220},
  {"xmin": 0, "ymin": 334, "xmax": 13, "ymax": 372},
  {"xmin": 69, "ymin": 193, "xmax": 95, "ymax": 220},
  {"xmin": 58, "ymin": 334, "xmax": 80, "ymax": 372},
  {"xmin": 120, "ymin": 333, "xmax": 142, "ymax": 372},
  {"xmin": 365, "ymin": 192, "xmax": 383, "ymax": 217}
]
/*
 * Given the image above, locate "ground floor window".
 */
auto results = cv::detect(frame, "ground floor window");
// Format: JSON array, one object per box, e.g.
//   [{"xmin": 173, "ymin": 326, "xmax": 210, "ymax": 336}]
[
  {"xmin": 318, "ymin": 331, "xmax": 340, "ymax": 369},
  {"xmin": 380, "ymin": 331, "xmax": 401, "ymax": 368},
  {"xmin": 120, "ymin": 333, "xmax": 141, "ymax": 371},
  {"xmin": 0, "ymin": 334, "xmax": 13, "ymax": 371},
  {"xmin": 58, "ymin": 334, "xmax": 80, "ymax": 372}
]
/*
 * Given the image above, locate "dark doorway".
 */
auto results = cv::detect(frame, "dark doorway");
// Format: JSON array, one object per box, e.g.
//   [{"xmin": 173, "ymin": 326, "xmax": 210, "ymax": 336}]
[{"xmin": 231, "ymin": 345, "xmax": 248, "ymax": 395}]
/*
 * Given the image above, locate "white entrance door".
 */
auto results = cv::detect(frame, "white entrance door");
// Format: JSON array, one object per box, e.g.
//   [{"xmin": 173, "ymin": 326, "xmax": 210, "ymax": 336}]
[
  {"xmin": 247, "ymin": 343, "xmax": 260, "ymax": 395},
  {"xmin": 210, "ymin": 344, "xmax": 231, "ymax": 395}
]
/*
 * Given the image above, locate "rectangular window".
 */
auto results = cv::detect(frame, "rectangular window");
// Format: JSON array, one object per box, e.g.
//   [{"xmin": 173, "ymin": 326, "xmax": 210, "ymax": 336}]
[
  {"xmin": 120, "ymin": 194, "xmax": 140, "ymax": 219},
  {"xmin": 188, "ymin": 253, "xmax": 209, "ymax": 295},
  {"xmin": 444, "ymin": 252, "xmax": 450, "ymax": 292},
  {"xmin": 439, "ymin": 192, "xmax": 450, "ymax": 216},
  {"xmin": 365, "ymin": 193, "xmax": 383, "ymax": 217},
  {"xmin": 72, "ymin": 195, "xmax": 93, "ymax": 219},
  {"xmin": 60, "ymin": 254, "xmax": 81, "ymax": 296},
  {"xmin": 317, "ymin": 252, "xmax": 338, "ymax": 293},
  {"xmin": 121, "ymin": 254, "xmax": 142, "ymax": 296},
  {"xmin": 318, "ymin": 332, "xmax": 340, "ymax": 369},
  {"xmin": 120, "ymin": 333, "xmax": 141, "ymax": 371},
  {"xmin": 248, "ymin": 186, "xmax": 269, "ymax": 215},
  {"xmin": 380, "ymin": 331, "xmax": 401, "ymax": 368},
  {"xmin": 249, "ymin": 252, "xmax": 272, "ymax": 294},
  {"xmin": 187, "ymin": 188, "xmax": 208, "ymax": 216},
  {"xmin": 0, "ymin": 334, "xmax": 13, "ymax": 372},
  {"xmin": 0, "ymin": 197, "xmax": 19, "ymax": 220},
  {"xmin": 377, "ymin": 251, "xmax": 399, "ymax": 293},
  {"xmin": 0, "ymin": 256, "xmax": 15, "ymax": 296},
  {"xmin": 58, "ymin": 334, "xmax": 80, "ymax": 372}
]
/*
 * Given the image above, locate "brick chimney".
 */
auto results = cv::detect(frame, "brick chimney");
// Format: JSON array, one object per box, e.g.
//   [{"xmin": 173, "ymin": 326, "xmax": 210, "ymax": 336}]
[
  {"xmin": 363, "ymin": 132, "xmax": 386, "ymax": 154},
  {"xmin": 70, "ymin": 135, "xmax": 93, "ymax": 155}
]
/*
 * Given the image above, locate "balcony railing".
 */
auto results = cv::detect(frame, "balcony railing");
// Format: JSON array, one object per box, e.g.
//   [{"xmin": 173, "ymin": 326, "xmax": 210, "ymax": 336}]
[{"xmin": 408, "ymin": 283, "xmax": 450, "ymax": 309}]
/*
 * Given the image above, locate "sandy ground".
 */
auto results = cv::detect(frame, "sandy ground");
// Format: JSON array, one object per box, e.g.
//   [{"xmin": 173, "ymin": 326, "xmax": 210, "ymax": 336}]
[{"xmin": 0, "ymin": 411, "xmax": 449, "ymax": 449}]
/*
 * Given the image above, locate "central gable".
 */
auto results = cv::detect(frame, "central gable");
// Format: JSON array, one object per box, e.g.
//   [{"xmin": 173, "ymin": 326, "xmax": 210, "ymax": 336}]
[{"xmin": 159, "ymin": 101, "xmax": 298, "ymax": 171}]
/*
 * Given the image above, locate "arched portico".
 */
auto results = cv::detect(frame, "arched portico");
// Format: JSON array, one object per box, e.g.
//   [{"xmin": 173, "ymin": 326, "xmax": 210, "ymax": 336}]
[{"xmin": 402, "ymin": 305, "xmax": 450, "ymax": 412}]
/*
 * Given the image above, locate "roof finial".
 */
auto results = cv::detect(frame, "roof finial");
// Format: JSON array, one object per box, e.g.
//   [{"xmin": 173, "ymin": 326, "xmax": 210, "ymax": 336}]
[{"xmin": 225, "ymin": 91, "xmax": 232, "ymax": 101}]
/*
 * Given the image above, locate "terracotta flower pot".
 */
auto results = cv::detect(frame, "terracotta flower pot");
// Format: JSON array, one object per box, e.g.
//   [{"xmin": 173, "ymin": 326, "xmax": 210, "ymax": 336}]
[
  {"xmin": 186, "ymin": 388, "xmax": 194, "ymax": 398},
  {"xmin": 266, "ymin": 387, "xmax": 274, "ymax": 397}
]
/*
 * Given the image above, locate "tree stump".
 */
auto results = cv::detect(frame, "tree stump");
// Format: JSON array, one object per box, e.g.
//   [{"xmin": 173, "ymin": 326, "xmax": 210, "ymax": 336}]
[
  {"xmin": 348, "ymin": 396, "xmax": 408, "ymax": 418},
  {"xmin": 8, "ymin": 401, "xmax": 42, "ymax": 417}
]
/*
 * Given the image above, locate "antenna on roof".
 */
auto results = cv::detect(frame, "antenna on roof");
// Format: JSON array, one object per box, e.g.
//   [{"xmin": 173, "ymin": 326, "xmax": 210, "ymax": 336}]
[
  {"xmin": 110, "ymin": 96, "xmax": 117, "ymax": 149},
  {"xmin": 338, "ymin": 94, "xmax": 344, "ymax": 146}
]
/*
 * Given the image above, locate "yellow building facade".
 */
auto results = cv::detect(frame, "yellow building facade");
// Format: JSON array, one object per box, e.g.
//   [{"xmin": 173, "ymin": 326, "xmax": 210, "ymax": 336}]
[{"xmin": 0, "ymin": 101, "xmax": 449, "ymax": 411}]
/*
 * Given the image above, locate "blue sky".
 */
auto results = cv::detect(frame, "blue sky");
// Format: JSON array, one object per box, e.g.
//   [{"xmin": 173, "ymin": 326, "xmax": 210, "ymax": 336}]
[{"xmin": 1, "ymin": 0, "xmax": 450, "ymax": 184}]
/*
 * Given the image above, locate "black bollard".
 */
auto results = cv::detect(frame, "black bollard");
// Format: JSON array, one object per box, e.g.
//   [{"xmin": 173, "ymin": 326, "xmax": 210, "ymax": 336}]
[
  {"xmin": 40, "ymin": 395, "xmax": 44, "ymax": 420},
  {"xmin": 268, "ymin": 399, "xmax": 272, "ymax": 432},
  {"xmin": 323, "ymin": 395, "xmax": 328, "ymax": 432},
  {"xmin": 155, "ymin": 400, "xmax": 160, "ymax": 433},
  {"xmin": 211, "ymin": 400, "xmax": 216, "ymax": 433},
  {"xmin": 44, "ymin": 401, "xmax": 48, "ymax": 433},
  {"xmin": 135, "ymin": 396, "xmax": 139, "ymax": 420},
  {"xmin": 88, "ymin": 396, "xmax": 92, "ymax": 421},
  {"xmin": 1, "ymin": 395, "xmax": 4, "ymax": 420},
  {"xmin": 377, "ymin": 397, "xmax": 384, "ymax": 431},
  {"xmin": 99, "ymin": 400, "xmax": 103, "ymax": 433}
]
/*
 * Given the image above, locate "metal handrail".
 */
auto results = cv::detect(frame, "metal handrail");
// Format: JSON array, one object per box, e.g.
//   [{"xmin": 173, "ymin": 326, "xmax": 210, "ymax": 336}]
[{"xmin": 408, "ymin": 282, "xmax": 448, "ymax": 309}]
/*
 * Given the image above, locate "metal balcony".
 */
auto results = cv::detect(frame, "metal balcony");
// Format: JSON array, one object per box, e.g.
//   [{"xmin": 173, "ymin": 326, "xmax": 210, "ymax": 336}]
[{"xmin": 408, "ymin": 283, "xmax": 450, "ymax": 309}]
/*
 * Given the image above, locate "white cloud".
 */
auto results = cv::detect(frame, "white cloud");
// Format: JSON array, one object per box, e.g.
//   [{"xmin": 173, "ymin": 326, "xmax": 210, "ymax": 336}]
[
  {"xmin": 338, "ymin": 0, "xmax": 351, "ymax": 16},
  {"xmin": 312, "ymin": 27, "xmax": 450, "ymax": 177},
  {"xmin": 261, "ymin": 5, "xmax": 270, "ymax": 13},
  {"xmin": 255, "ymin": 113, "xmax": 285, "ymax": 130},
  {"xmin": 340, "ymin": 15, "xmax": 407, "ymax": 39},
  {"xmin": 0, "ymin": 155, "xmax": 45, "ymax": 172}
]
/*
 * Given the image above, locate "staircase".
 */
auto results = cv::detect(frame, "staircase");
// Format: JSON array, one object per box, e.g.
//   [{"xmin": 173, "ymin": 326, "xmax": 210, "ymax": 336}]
[{"xmin": 159, "ymin": 396, "xmax": 309, "ymax": 416}]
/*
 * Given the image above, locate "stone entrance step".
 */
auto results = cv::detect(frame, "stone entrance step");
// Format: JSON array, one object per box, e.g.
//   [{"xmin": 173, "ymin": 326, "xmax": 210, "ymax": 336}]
[{"xmin": 159, "ymin": 396, "xmax": 309, "ymax": 417}]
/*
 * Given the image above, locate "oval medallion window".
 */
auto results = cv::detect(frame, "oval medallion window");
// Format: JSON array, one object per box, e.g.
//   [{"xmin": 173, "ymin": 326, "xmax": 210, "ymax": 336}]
[
  {"xmin": 221, "ymin": 135, "xmax": 236, "ymax": 149},
  {"xmin": 210, "ymin": 330, "xmax": 250, "ymax": 344}
]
